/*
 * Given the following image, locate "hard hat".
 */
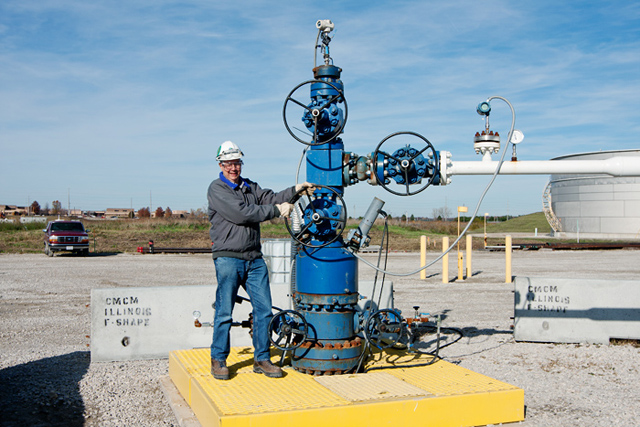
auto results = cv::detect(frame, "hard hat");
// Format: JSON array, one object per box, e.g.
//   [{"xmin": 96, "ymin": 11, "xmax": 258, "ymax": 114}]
[{"xmin": 216, "ymin": 141, "xmax": 244, "ymax": 162}]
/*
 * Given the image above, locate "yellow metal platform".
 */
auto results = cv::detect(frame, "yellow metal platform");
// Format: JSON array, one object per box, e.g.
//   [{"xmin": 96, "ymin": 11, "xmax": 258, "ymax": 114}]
[{"xmin": 169, "ymin": 347, "xmax": 524, "ymax": 427}]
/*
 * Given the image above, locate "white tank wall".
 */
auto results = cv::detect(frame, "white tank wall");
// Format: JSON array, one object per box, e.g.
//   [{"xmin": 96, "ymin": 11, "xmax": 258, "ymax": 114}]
[{"xmin": 550, "ymin": 150, "xmax": 640, "ymax": 239}]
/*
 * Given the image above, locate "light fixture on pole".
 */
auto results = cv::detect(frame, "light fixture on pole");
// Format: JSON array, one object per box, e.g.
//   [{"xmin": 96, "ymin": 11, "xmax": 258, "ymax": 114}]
[{"xmin": 484, "ymin": 213, "xmax": 489, "ymax": 248}]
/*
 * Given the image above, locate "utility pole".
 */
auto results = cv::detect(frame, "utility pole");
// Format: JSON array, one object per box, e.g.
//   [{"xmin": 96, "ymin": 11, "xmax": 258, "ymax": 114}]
[{"xmin": 444, "ymin": 196, "xmax": 448, "ymax": 221}]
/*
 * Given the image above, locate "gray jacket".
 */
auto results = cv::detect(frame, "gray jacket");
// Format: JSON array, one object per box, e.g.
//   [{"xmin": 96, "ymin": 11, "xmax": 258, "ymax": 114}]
[{"xmin": 207, "ymin": 173, "xmax": 295, "ymax": 260}]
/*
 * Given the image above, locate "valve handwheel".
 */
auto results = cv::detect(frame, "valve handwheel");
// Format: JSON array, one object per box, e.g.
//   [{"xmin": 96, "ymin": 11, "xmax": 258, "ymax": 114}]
[
  {"xmin": 373, "ymin": 131, "xmax": 439, "ymax": 196},
  {"xmin": 268, "ymin": 310, "xmax": 309, "ymax": 351},
  {"xmin": 284, "ymin": 184, "xmax": 347, "ymax": 249},
  {"xmin": 283, "ymin": 80, "xmax": 348, "ymax": 146},
  {"xmin": 365, "ymin": 309, "xmax": 405, "ymax": 350}
]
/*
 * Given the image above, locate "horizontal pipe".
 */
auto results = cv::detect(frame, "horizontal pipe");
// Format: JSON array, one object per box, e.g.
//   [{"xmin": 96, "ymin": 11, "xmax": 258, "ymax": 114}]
[{"xmin": 448, "ymin": 156, "xmax": 640, "ymax": 177}]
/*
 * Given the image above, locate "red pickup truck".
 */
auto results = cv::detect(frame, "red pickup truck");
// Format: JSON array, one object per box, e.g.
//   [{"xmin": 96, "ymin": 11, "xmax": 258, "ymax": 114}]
[{"xmin": 43, "ymin": 220, "xmax": 90, "ymax": 256}]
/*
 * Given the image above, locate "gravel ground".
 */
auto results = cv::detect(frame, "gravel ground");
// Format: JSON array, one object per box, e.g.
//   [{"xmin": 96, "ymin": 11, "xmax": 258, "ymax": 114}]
[{"xmin": 1, "ymin": 248, "xmax": 639, "ymax": 426}]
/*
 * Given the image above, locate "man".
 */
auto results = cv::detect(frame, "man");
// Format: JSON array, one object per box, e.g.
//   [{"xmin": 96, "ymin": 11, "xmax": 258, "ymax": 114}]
[{"xmin": 207, "ymin": 140, "xmax": 314, "ymax": 380}]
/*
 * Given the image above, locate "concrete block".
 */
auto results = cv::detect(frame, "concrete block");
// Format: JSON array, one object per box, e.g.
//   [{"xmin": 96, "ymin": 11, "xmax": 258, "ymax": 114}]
[
  {"xmin": 514, "ymin": 276, "xmax": 640, "ymax": 344},
  {"xmin": 91, "ymin": 278, "xmax": 393, "ymax": 361},
  {"xmin": 91, "ymin": 282, "xmax": 294, "ymax": 362},
  {"xmin": 91, "ymin": 285, "xmax": 216, "ymax": 362},
  {"xmin": 358, "ymin": 280, "xmax": 394, "ymax": 312}
]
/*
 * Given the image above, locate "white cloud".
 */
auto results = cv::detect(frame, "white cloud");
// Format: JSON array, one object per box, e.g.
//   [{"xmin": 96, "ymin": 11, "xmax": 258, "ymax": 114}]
[{"xmin": 1, "ymin": 1, "xmax": 639, "ymax": 215}]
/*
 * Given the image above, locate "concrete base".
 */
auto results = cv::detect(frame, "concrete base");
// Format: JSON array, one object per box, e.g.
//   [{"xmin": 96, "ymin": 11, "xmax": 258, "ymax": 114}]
[
  {"xmin": 91, "ymin": 281, "xmax": 392, "ymax": 362},
  {"xmin": 159, "ymin": 376, "xmax": 201, "ymax": 427},
  {"xmin": 514, "ymin": 276, "xmax": 640, "ymax": 344},
  {"xmin": 169, "ymin": 347, "xmax": 524, "ymax": 427}
]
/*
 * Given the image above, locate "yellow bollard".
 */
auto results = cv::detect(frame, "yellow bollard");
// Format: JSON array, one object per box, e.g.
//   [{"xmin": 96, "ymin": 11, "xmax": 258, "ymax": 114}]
[
  {"xmin": 505, "ymin": 235, "xmax": 512, "ymax": 283},
  {"xmin": 442, "ymin": 236, "xmax": 449, "ymax": 283},
  {"xmin": 466, "ymin": 234, "xmax": 472, "ymax": 278},
  {"xmin": 457, "ymin": 251, "xmax": 464, "ymax": 281},
  {"xmin": 420, "ymin": 235, "xmax": 427, "ymax": 280}
]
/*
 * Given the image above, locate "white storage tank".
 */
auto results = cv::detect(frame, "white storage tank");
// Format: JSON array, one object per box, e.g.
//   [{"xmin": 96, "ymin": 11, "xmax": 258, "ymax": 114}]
[{"xmin": 549, "ymin": 149, "xmax": 640, "ymax": 239}]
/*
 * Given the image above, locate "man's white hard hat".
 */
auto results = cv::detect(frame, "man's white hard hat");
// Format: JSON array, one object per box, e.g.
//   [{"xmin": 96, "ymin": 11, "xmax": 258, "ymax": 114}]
[{"xmin": 216, "ymin": 141, "xmax": 244, "ymax": 162}]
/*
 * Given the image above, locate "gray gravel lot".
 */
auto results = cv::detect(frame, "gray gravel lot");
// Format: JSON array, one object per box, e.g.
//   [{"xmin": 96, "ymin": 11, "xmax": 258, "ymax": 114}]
[{"xmin": 1, "ymin": 248, "xmax": 639, "ymax": 426}]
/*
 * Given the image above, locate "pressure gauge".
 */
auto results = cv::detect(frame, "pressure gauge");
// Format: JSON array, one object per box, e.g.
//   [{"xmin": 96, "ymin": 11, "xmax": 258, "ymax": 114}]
[
  {"xmin": 510, "ymin": 129, "xmax": 524, "ymax": 144},
  {"xmin": 476, "ymin": 101, "xmax": 491, "ymax": 116},
  {"xmin": 192, "ymin": 310, "xmax": 201, "ymax": 319}
]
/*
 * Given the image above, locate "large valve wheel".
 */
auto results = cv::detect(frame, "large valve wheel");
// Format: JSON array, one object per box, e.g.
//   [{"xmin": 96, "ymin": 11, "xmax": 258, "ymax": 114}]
[
  {"xmin": 284, "ymin": 185, "xmax": 347, "ymax": 249},
  {"xmin": 269, "ymin": 310, "xmax": 309, "ymax": 351},
  {"xmin": 373, "ymin": 131, "xmax": 439, "ymax": 196},
  {"xmin": 364, "ymin": 309, "xmax": 405, "ymax": 350},
  {"xmin": 283, "ymin": 80, "xmax": 348, "ymax": 146}
]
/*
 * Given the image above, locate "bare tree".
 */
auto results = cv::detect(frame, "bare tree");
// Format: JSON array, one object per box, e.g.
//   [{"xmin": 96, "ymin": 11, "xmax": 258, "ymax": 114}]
[
  {"xmin": 138, "ymin": 207, "xmax": 150, "ymax": 218},
  {"xmin": 190, "ymin": 208, "xmax": 206, "ymax": 220},
  {"xmin": 154, "ymin": 207, "xmax": 164, "ymax": 218},
  {"xmin": 432, "ymin": 206, "xmax": 452, "ymax": 221},
  {"xmin": 164, "ymin": 207, "xmax": 172, "ymax": 218}
]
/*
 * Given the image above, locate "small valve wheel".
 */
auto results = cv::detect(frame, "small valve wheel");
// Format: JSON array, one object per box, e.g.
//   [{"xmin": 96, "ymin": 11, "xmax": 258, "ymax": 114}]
[
  {"xmin": 268, "ymin": 310, "xmax": 309, "ymax": 351},
  {"xmin": 284, "ymin": 184, "xmax": 347, "ymax": 249},
  {"xmin": 373, "ymin": 131, "xmax": 438, "ymax": 196},
  {"xmin": 283, "ymin": 79, "xmax": 348, "ymax": 146},
  {"xmin": 364, "ymin": 309, "xmax": 405, "ymax": 349}
]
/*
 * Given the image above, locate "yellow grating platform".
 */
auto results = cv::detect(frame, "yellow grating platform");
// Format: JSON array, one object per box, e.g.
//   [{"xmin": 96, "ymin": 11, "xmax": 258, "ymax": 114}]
[
  {"xmin": 169, "ymin": 347, "xmax": 524, "ymax": 427},
  {"xmin": 315, "ymin": 372, "xmax": 429, "ymax": 401}
]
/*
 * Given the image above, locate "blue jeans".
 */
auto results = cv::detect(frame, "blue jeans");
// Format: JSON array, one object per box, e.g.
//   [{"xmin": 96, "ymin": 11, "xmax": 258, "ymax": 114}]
[{"xmin": 211, "ymin": 256, "xmax": 273, "ymax": 362}]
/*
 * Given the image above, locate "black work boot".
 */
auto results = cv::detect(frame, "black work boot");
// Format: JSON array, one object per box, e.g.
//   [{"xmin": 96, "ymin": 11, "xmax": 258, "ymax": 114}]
[
  {"xmin": 211, "ymin": 359, "xmax": 230, "ymax": 380},
  {"xmin": 253, "ymin": 360, "xmax": 283, "ymax": 378}
]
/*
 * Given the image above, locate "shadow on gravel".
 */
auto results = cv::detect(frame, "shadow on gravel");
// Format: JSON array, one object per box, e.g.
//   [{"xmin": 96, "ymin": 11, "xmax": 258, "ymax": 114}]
[
  {"xmin": 53, "ymin": 252, "xmax": 120, "ymax": 258},
  {"xmin": 0, "ymin": 351, "xmax": 89, "ymax": 427},
  {"xmin": 460, "ymin": 326, "xmax": 513, "ymax": 337},
  {"xmin": 86, "ymin": 252, "xmax": 120, "ymax": 257}
]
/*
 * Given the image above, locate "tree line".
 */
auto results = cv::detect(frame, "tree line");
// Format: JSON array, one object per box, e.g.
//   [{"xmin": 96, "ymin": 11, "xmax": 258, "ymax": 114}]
[{"xmin": 16, "ymin": 201, "xmax": 204, "ymax": 219}]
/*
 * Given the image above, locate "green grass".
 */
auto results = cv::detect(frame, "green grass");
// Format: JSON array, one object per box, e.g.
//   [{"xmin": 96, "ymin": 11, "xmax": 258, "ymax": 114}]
[
  {"xmin": 0, "ymin": 221, "xmax": 46, "ymax": 232},
  {"xmin": 0, "ymin": 212, "xmax": 574, "ymax": 254},
  {"xmin": 477, "ymin": 212, "xmax": 551, "ymax": 234},
  {"xmin": 148, "ymin": 222, "xmax": 210, "ymax": 233},
  {"xmin": 260, "ymin": 222, "xmax": 288, "ymax": 236}
]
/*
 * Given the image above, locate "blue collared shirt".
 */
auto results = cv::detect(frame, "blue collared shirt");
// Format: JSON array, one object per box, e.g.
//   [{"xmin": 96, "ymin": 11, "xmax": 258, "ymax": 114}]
[{"xmin": 219, "ymin": 172, "xmax": 248, "ymax": 190}]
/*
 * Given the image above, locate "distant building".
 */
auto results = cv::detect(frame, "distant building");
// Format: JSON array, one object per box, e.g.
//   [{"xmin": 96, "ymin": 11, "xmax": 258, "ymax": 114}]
[
  {"xmin": 0, "ymin": 205, "xmax": 28, "ymax": 216},
  {"xmin": 105, "ymin": 208, "xmax": 134, "ymax": 218},
  {"xmin": 171, "ymin": 210, "xmax": 189, "ymax": 218}
]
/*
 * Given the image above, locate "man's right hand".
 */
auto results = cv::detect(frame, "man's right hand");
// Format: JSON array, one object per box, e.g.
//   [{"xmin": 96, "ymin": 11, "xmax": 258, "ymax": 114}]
[
  {"xmin": 295, "ymin": 182, "xmax": 317, "ymax": 196},
  {"xmin": 276, "ymin": 203, "xmax": 294, "ymax": 218}
]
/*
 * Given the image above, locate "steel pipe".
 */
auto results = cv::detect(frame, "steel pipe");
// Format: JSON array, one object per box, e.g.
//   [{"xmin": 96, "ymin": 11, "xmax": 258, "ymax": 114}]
[{"xmin": 447, "ymin": 156, "xmax": 640, "ymax": 178}]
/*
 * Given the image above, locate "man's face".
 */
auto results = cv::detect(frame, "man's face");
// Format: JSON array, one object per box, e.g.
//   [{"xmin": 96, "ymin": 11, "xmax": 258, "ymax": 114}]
[{"xmin": 219, "ymin": 160, "xmax": 243, "ymax": 183}]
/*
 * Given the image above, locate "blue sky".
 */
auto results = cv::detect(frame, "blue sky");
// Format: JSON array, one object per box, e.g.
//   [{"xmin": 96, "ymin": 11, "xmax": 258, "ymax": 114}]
[{"xmin": 1, "ymin": 1, "xmax": 639, "ymax": 218}]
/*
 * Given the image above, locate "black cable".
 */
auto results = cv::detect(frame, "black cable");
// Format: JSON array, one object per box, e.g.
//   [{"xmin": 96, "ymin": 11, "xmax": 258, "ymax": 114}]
[
  {"xmin": 369, "ymin": 215, "xmax": 389, "ymax": 311},
  {"xmin": 353, "ymin": 216, "xmax": 392, "ymax": 374},
  {"xmin": 414, "ymin": 326, "xmax": 464, "ymax": 352},
  {"xmin": 365, "ymin": 326, "xmax": 464, "ymax": 371}
]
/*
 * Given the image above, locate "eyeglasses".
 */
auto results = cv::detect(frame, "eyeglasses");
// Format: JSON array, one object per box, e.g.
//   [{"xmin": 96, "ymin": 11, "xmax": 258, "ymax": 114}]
[{"xmin": 221, "ymin": 161, "xmax": 243, "ymax": 170}]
